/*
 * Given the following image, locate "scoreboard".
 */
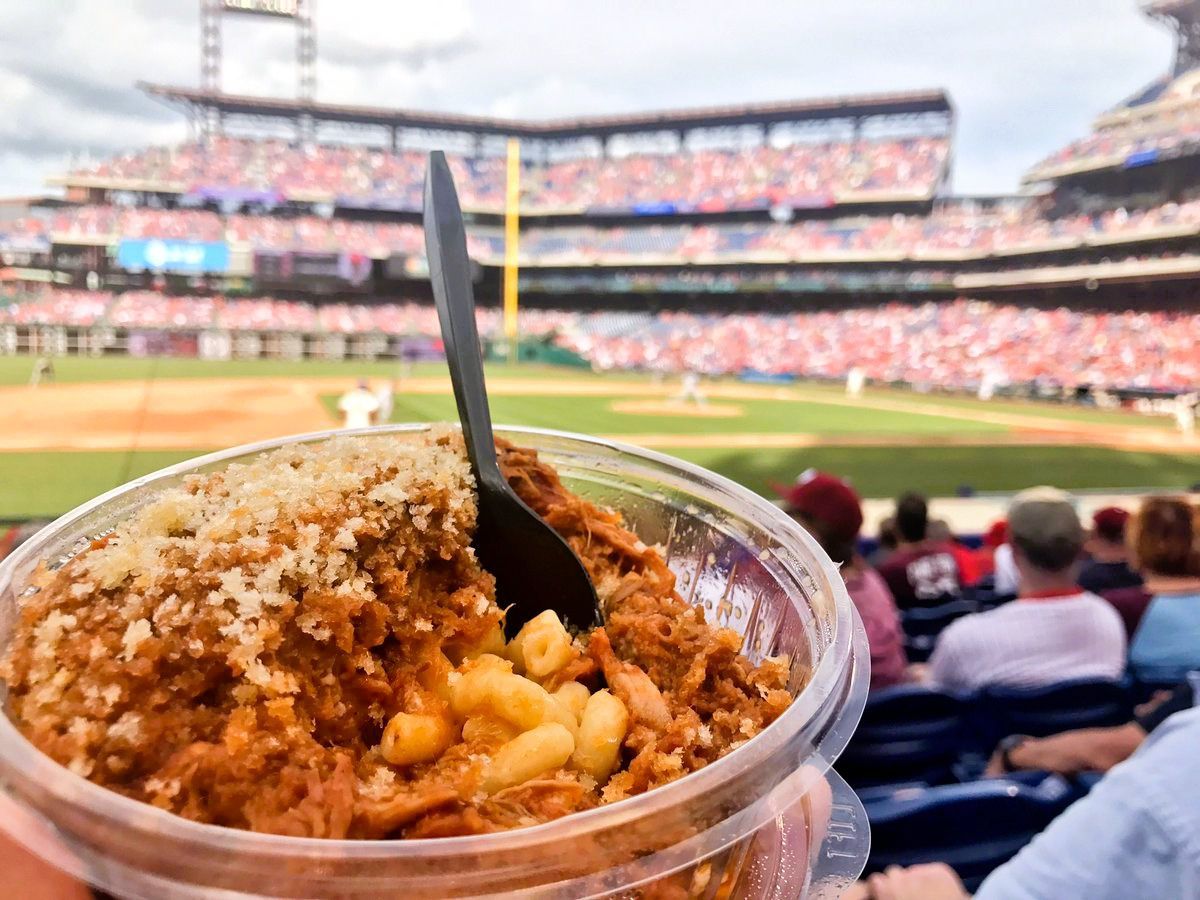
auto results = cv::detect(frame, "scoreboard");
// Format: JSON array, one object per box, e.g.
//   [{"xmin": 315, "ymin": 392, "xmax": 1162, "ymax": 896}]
[{"xmin": 221, "ymin": 0, "xmax": 299, "ymax": 18}]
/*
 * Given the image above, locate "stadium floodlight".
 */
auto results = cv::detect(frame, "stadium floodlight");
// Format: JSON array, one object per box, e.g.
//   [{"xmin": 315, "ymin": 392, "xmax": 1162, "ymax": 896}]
[
  {"xmin": 222, "ymin": 0, "xmax": 299, "ymax": 16},
  {"xmin": 199, "ymin": 0, "xmax": 316, "ymax": 138}
]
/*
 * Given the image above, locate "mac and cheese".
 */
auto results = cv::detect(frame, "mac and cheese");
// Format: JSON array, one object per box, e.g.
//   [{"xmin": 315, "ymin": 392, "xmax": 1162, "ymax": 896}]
[{"xmin": 1, "ymin": 429, "xmax": 794, "ymax": 840}]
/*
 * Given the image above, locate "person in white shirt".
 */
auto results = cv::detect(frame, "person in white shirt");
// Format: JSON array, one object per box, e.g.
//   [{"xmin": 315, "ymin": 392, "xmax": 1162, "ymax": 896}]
[
  {"xmin": 374, "ymin": 379, "xmax": 396, "ymax": 425},
  {"xmin": 992, "ymin": 542, "xmax": 1019, "ymax": 597},
  {"xmin": 846, "ymin": 366, "xmax": 866, "ymax": 397},
  {"xmin": 337, "ymin": 380, "xmax": 381, "ymax": 430},
  {"xmin": 1174, "ymin": 391, "xmax": 1196, "ymax": 438},
  {"xmin": 678, "ymin": 371, "xmax": 706, "ymax": 405},
  {"xmin": 926, "ymin": 487, "xmax": 1126, "ymax": 694}
]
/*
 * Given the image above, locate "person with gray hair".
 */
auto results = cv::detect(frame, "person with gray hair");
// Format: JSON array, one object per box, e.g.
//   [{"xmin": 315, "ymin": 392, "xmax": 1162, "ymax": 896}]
[{"xmin": 923, "ymin": 487, "xmax": 1126, "ymax": 694}]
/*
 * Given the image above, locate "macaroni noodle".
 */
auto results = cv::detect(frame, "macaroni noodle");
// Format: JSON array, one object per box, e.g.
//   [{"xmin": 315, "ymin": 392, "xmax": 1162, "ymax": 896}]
[
  {"xmin": 571, "ymin": 689, "xmax": 629, "ymax": 781},
  {"xmin": 482, "ymin": 723, "xmax": 576, "ymax": 794}
]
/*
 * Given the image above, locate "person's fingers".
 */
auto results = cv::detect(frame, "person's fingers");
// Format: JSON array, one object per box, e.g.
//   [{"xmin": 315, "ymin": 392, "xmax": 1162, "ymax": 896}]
[
  {"xmin": 840, "ymin": 880, "xmax": 873, "ymax": 900},
  {"xmin": 983, "ymin": 751, "xmax": 1006, "ymax": 777},
  {"xmin": 801, "ymin": 767, "xmax": 834, "ymax": 849},
  {"xmin": 0, "ymin": 829, "xmax": 91, "ymax": 900},
  {"xmin": 867, "ymin": 870, "xmax": 896, "ymax": 900},
  {"xmin": 884, "ymin": 863, "xmax": 969, "ymax": 900}
]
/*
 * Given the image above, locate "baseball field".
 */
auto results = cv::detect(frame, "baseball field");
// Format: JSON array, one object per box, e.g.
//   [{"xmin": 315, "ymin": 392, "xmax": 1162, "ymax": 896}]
[{"xmin": 2, "ymin": 355, "xmax": 1198, "ymax": 521}]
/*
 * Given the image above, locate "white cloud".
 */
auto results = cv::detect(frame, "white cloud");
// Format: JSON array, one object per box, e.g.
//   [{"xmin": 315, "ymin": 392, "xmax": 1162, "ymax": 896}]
[{"xmin": 0, "ymin": 0, "xmax": 1175, "ymax": 196}]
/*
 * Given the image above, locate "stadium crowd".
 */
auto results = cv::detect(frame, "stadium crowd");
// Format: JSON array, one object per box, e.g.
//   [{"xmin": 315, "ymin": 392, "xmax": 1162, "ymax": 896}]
[
  {"xmin": 74, "ymin": 135, "xmax": 949, "ymax": 211},
  {"xmin": 520, "ymin": 195, "xmax": 1200, "ymax": 259},
  {"xmin": 784, "ymin": 472, "xmax": 1200, "ymax": 898},
  {"xmin": 1029, "ymin": 72, "xmax": 1200, "ymax": 176},
  {"xmin": 558, "ymin": 300, "xmax": 1200, "ymax": 391},
  {"xmin": 8, "ymin": 195, "xmax": 1200, "ymax": 263},
  {"xmin": 4, "ymin": 293, "xmax": 1198, "ymax": 392},
  {"xmin": 1030, "ymin": 108, "xmax": 1200, "ymax": 174}
]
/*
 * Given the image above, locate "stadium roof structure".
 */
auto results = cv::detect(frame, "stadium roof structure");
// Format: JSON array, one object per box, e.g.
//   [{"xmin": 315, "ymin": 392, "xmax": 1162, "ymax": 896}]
[{"xmin": 138, "ymin": 82, "xmax": 953, "ymax": 141}]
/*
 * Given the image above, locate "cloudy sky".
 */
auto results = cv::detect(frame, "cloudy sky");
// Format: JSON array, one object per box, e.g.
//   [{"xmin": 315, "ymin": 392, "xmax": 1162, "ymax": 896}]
[{"xmin": 0, "ymin": 0, "xmax": 1174, "ymax": 197}]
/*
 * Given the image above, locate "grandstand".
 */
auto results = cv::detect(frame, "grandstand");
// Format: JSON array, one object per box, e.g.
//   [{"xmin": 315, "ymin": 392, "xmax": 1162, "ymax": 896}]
[
  {"xmin": 2, "ymin": 6, "xmax": 1200, "ymax": 897},
  {"xmin": 1, "ymin": 2, "xmax": 1199, "ymax": 401}
]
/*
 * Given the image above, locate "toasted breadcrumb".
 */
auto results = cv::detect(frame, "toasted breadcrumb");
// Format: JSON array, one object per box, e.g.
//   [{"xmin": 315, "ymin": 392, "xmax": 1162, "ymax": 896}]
[{"xmin": 1, "ymin": 429, "xmax": 798, "ymax": 842}]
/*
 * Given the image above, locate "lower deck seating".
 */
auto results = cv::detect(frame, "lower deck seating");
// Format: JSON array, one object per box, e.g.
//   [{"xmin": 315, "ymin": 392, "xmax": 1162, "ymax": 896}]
[
  {"xmin": 839, "ymin": 678, "xmax": 1135, "ymax": 789},
  {"xmin": 862, "ymin": 775, "xmax": 1081, "ymax": 891}
]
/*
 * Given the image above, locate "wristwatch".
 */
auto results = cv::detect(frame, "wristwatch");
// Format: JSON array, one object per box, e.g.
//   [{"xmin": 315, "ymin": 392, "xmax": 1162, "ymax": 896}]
[{"xmin": 997, "ymin": 734, "xmax": 1031, "ymax": 773}]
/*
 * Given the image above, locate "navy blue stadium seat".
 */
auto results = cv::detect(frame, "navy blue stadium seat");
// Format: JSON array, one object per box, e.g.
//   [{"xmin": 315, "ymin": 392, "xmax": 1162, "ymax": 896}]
[
  {"xmin": 900, "ymin": 598, "xmax": 979, "ymax": 662},
  {"xmin": 863, "ymin": 775, "xmax": 1079, "ymax": 891},
  {"xmin": 837, "ymin": 685, "xmax": 968, "ymax": 788},
  {"xmin": 974, "ymin": 678, "xmax": 1133, "ymax": 751},
  {"xmin": 964, "ymin": 585, "xmax": 1015, "ymax": 610}
]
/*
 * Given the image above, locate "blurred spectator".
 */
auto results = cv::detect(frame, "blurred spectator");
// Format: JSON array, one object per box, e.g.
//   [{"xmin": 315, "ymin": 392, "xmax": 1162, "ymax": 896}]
[
  {"xmin": 925, "ymin": 488, "xmax": 1126, "ymax": 693},
  {"xmin": 69, "ymin": 135, "xmax": 951, "ymax": 213},
  {"xmin": 972, "ymin": 519, "xmax": 1008, "ymax": 583},
  {"xmin": 1079, "ymin": 506, "xmax": 1142, "ymax": 594},
  {"xmin": 1100, "ymin": 583, "xmax": 1155, "ymax": 641},
  {"xmin": 4, "ymin": 291, "xmax": 1198, "ymax": 395},
  {"xmin": 1127, "ymin": 496, "xmax": 1200, "ymax": 684},
  {"xmin": 992, "ymin": 539, "xmax": 1020, "ymax": 598},
  {"xmin": 0, "ymin": 521, "xmax": 48, "ymax": 562},
  {"xmin": 929, "ymin": 518, "xmax": 982, "ymax": 587},
  {"xmin": 847, "ymin": 707, "xmax": 1200, "ymax": 900},
  {"xmin": 867, "ymin": 515, "xmax": 899, "ymax": 569},
  {"xmin": 779, "ymin": 471, "xmax": 907, "ymax": 690},
  {"xmin": 986, "ymin": 676, "xmax": 1199, "ymax": 778},
  {"xmin": 878, "ymin": 493, "xmax": 965, "ymax": 610}
]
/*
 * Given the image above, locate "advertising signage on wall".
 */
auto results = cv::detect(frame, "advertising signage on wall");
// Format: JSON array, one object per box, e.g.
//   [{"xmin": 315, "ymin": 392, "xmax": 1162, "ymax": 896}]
[
  {"xmin": 116, "ymin": 239, "xmax": 231, "ymax": 274},
  {"xmin": 253, "ymin": 250, "xmax": 372, "ymax": 287}
]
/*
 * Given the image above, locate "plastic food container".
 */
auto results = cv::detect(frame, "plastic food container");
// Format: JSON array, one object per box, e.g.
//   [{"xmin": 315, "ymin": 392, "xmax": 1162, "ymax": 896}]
[{"xmin": 0, "ymin": 425, "xmax": 870, "ymax": 899}]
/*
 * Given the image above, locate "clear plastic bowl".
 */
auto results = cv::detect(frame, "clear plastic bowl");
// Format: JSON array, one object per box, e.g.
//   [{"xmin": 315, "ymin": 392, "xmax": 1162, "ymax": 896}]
[{"xmin": 0, "ymin": 425, "xmax": 870, "ymax": 899}]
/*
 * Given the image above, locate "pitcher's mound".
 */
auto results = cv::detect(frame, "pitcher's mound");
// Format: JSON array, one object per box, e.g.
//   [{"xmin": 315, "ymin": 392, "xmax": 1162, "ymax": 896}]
[{"xmin": 611, "ymin": 399, "xmax": 744, "ymax": 418}]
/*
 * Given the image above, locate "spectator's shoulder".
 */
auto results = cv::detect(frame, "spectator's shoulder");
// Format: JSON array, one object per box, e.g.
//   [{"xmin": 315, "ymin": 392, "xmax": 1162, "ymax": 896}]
[
  {"xmin": 932, "ymin": 606, "xmax": 995, "ymax": 649},
  {"xmin": 1079, "ymin": 590, "xmax": 1127, "ymax": 628},
  {"xmin": 1109, "ymin": 706, "xmax": 1200, "ymax": 839},
  {"xmin": 856, "ymin": 566, "xmax": 891, "ymax": 594},
  {"xmin": 1139, "ymin": 704, "xmax": 1200, "ymax": 754},
  {"xmin": 876, "ymin": 552, "xmax": 906, "ymax": 577}
]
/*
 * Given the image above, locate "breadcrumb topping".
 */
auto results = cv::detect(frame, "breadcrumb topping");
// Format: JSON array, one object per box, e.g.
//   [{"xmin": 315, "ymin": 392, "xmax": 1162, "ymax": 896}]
[{"xmin": 1, "ymin": 429, "xmax": 797, "ymax": 843}]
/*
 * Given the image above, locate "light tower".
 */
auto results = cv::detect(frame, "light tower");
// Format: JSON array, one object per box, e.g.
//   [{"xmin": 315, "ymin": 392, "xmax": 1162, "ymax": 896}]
[
  {"xmin": 1142, "ymin": 0, "xmax": 1200, "ymax": 76},
  {"xmin": 198, "ymin": 0, "xmax": 317, "ymax": 139}
]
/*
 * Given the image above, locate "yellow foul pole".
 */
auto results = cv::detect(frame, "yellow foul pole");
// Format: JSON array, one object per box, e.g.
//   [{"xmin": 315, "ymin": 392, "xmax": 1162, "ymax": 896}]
[{"xmin": 503, "ymin": 137, "xmax": 521, "ymax": 364}]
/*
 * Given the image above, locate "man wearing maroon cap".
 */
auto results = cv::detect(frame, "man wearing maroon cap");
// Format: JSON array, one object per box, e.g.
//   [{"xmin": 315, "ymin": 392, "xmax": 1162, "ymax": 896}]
[
  {"xmin": 779, "ymin": 470, "xmax": 908, "ymax": 690},
  {"xmin": 1078, "ymin": 506, "xmax": 1143, "ymax": 595}
]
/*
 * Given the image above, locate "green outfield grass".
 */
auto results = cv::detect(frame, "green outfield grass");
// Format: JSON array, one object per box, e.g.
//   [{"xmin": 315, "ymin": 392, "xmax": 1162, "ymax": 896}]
[
  {"xmin": 673, "ymin": 445, "xmax": 1200, "ymax": 498},
  {"xmin": 0, "ymin": 355, "xmax": 1196, "ymax": 520},
  {"xmin": 0, "ymin": 450, "xmax": 205, "ymax": 520},
  {"xmin": 3, "ymin": 444, "xmax": 1197, "ymax": 522},
  {"xmin": 793, "ymin": 382, "xmax": 1177, "ymax": 430},
  {"xmin": 319, "ymin": 393, "xmax": 1010, "ymax": 437},
  {"xmin": 0, "ymin": 356, "xmax": 621, "ymax": 386}
]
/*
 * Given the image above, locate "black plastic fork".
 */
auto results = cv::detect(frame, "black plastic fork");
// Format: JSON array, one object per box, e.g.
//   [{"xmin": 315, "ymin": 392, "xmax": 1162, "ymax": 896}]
[{"xmin": 423, "ymin": 150, "xmax": 603, "ymax": 635}]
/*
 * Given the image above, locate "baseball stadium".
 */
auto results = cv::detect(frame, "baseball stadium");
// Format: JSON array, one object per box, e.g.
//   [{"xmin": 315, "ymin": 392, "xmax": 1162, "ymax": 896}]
[
  {"xmin": 2, "ymin": 4, "xmax": 1199, "ymax": 529},
  {"xmin": 2, "ymin": 1, "xmax": 1200, "ymax": 895}
]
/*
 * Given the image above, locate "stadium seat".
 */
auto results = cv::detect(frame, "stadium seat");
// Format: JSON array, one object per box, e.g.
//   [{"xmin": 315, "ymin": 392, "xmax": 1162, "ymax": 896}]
[
  {"xmin": 900, "ymin": 598, "xmax": 979, "ymax": 662},
  {"xmin": 836, "ymin": 685, "xmax": 968, "ymax": 788},
  {"xmin": 863, "ymin": 775, "xmax": 1079, "ymax": 891},
  {"xmin": 973, "ymin": 678, "xmax": 1133, "ymax": 751}
]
